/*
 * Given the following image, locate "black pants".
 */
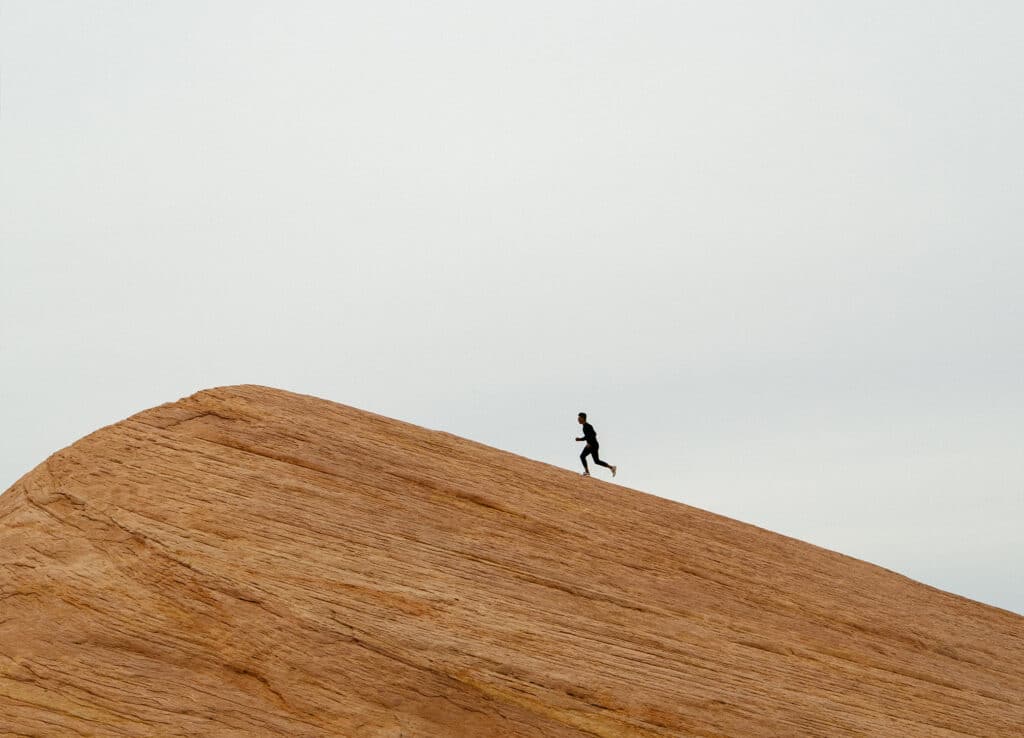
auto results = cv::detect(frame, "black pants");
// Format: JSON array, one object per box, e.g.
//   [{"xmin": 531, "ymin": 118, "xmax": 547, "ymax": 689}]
[{"xmin": 581, "ymin": 444, "xmax": 611, "ymax": 472}]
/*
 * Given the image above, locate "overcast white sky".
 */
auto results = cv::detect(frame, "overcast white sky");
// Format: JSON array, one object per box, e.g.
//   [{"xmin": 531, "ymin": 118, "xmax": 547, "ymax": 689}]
[{"xmin": 2, "ymin": 2, "xmax": 1022, "ymax": 614}]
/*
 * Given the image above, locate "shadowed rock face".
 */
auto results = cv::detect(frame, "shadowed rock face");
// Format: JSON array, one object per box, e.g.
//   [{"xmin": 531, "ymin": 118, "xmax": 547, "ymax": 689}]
[{"xmin": 1, "ymin": 386, "xmax": 1021, "ymax": 736}]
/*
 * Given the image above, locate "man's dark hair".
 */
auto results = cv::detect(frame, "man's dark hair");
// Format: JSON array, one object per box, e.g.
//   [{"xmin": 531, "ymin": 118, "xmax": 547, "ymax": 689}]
[{"xmin": 578, "ymin": 412, "xmax": 587, "ymax": 420}]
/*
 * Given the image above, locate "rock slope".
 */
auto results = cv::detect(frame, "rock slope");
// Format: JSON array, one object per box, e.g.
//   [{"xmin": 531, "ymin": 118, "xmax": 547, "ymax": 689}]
[{"xmin": 1, "ymin": 385, "xmax": 1022, "ymax": 736}]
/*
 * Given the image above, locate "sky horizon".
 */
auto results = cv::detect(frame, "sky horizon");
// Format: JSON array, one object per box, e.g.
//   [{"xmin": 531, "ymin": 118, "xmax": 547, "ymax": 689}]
[{"xmin": 2, "ymin": 2, "xmax": 1022, "ymax": 615}]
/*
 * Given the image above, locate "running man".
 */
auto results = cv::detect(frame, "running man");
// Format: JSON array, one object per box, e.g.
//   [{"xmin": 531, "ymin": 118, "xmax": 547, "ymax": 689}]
[{"xmin": 575, "ymin": 412, "xmax": 617, "ymax": 478}]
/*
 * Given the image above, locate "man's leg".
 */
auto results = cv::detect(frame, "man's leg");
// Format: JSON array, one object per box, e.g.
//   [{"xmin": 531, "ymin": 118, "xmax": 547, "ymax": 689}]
[
  {"xmin": 591, "ymin": 446, "xmax": 617, "ymax": 477},
  {"xmin": 580, "ymin": 447, "xmax": 591, "ymax": 475},
  {"xmin": 591, "ymin": 446, "xmax": 612, "ymax": 469}
]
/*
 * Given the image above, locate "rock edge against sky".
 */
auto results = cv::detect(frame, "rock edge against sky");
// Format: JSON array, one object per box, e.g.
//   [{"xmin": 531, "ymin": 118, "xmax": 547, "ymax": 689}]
[{"xmin": 1, "ymin": 385, "xmax": 1022, "ymax": 736}]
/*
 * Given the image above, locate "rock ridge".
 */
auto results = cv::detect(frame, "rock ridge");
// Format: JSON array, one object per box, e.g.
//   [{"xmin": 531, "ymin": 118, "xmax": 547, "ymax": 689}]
[{"xmin": 1, "ymin": 384, "xmax": 1022, "ymax": 736}]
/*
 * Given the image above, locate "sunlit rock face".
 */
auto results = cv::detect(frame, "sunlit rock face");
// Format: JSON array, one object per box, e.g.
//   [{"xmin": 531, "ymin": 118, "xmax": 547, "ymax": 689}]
[{"xmin": 1, "ymin": 385, "xmax": 1022, "ymax": 736}]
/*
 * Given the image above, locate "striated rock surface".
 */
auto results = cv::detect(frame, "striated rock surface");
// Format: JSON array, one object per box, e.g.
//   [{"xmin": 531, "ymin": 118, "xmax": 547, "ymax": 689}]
[{"xmin": 1, "ymin": 384, "xmax": 1022, "ymax": 737}]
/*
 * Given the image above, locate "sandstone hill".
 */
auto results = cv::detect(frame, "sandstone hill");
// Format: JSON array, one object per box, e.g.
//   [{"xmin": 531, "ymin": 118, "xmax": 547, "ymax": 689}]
[{"xmin": 1, "ymin": 385, "xmax": 1022, "ymax": 736}]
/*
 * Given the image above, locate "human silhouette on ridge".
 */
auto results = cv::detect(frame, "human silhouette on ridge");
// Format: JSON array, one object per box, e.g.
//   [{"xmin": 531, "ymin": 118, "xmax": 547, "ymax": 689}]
[{"xmin": 575, "ymin": 412, "xmax": 616, "ymax": 478}]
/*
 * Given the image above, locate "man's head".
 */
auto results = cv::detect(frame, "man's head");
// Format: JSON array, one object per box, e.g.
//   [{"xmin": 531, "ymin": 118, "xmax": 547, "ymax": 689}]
[{"xmin": 577, "ymin": 412, "xmax": 587, "ymax": 424}]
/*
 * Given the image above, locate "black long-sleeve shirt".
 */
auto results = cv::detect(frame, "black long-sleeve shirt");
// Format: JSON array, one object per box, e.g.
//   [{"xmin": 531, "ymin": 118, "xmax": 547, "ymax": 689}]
[{"xmin": 581, "ymin": 422, "xmax": 598, "ymax": 446}]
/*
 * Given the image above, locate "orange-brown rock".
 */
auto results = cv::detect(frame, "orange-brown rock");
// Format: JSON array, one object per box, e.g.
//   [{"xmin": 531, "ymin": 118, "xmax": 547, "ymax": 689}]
[{"xmin": 1, "ymin": 385, "xmax": 1021, "ymax": 736}]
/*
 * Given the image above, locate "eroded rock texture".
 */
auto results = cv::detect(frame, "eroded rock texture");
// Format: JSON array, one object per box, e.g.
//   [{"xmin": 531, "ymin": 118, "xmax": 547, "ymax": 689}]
[{"xmin": 1, "ymin": 385, "xmax": 1022, "ymax": 736}]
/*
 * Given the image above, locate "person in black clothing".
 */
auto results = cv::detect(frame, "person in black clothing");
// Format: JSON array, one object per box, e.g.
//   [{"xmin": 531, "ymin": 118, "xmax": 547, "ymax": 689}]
[{"xmin": 575, "ymin": 412, "xmax": 617, "ymax": 478}]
